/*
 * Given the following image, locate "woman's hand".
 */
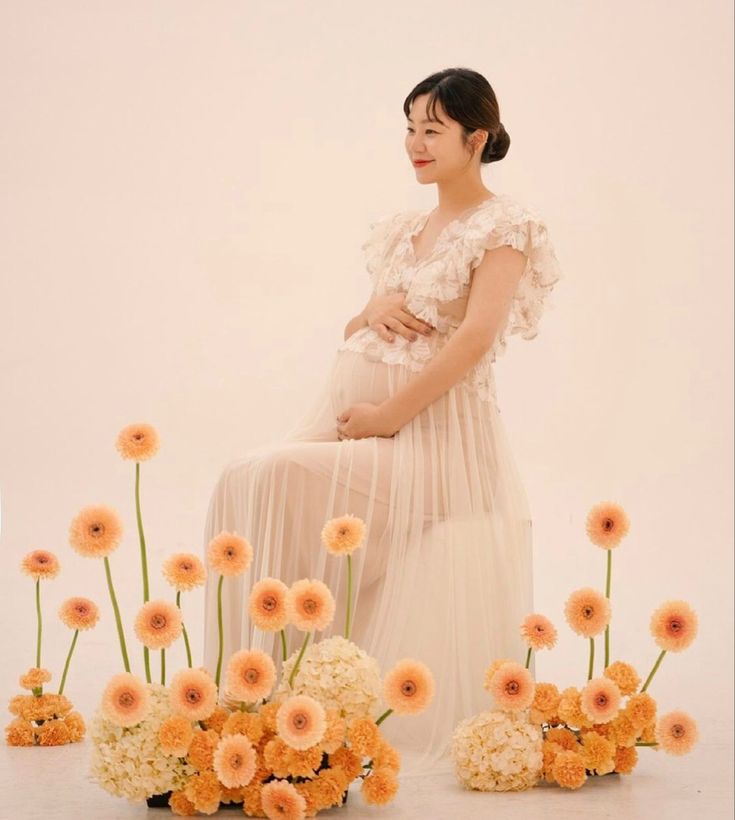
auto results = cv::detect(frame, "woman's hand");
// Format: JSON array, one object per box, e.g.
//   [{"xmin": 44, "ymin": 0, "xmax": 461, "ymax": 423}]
[
  {"xmin": 363, "ymin": 292, "xmax": 435, "ymax": 343},
  {"xmin": 336, "ymin": 403, "xmax": 398, "ymax": 440}
]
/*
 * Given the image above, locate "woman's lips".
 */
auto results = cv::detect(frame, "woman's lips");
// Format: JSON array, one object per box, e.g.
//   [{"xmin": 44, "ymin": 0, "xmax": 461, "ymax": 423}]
[{"xmin": 413, "ymin": 160, "xmax": 433, "ymax": 167}]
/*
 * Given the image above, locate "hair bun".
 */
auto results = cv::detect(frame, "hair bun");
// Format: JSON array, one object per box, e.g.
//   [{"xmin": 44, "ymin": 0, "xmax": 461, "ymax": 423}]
[{"xmin": 482, "ymin": 123, "xmax": 510, "ymax": 164}]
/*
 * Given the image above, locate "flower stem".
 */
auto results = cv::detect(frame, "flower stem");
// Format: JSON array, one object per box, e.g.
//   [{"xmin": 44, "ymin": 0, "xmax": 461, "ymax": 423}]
[
  {"xmin": 161, "ymin": 649, "xmax": 166, "ymax": 685},
  {"xmin": 135, "ymin": 461, "xmax": 152, "ymax": 684},
  {"xmin": 640, "ymin": 649, "xmax": 666, "ymax": 693},
  {"xmin": 345, "ymin": 554, "xmax": 353, "ymax": 640},
  {"xmin": 176, "ymin": 591, "xmax": 193, "ymax": 668},
  {"xmin": 58, "ymin": 630, "xmax": 79, "ymax": 695},
  {"xmin": 35, "ymin": 579, "xmax": 42, "ymax": 668},
  {"xmin": 604, "ymin": 549, "xmax": 612, "ymax": 668},
  {"xmin": 215, "ymin": 575, "xmax": 224, "ymax": 689},
  {"xmin": 280, "ymin": 629, "xmax": 288, "ymax": 662},
  {"xmin": 635, "ymin": 741, "xmax": 658, "ymax": 747},
  {"xmin": 588, "ymin": 636, "xmax": 595, "ymax": 680},
  {"xmin": 525, "ymin": 647, "xmax": 532, "ymax": 669},
  {"xmin": 375, "ymin": 708, "xmax": 393, "ymax": 726},
  {"xmin": 288, "ymin": 632, "xmax": 311, "ymax": 688},
  {"xmin": 104, "ymin": 555, "xmax": 131, "ymax": 673}
]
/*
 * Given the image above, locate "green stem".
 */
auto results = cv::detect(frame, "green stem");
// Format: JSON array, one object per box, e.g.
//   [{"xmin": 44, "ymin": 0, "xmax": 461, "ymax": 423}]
[
  {"xmin": 288, "ymin": 632, "xmax": 311, "ymax": 688},
  {"xmin": 525, "ymin": 647, "xmax": 532, "ymax": 669},
  {"xmin": 604, "ymin": 549, "xmax": 612, "ymax": 668},
  {"xmin": 635, "ymin": 742, "xmax": 658, "ymax": 747},
  {"xmin": 58, "ymin": 630, "xmax": 79, "ymax": 695},
  {"xmin": 588, "ymin": 636, "xmax": 595, "ymax": 681},
  {"xmin": 375, "ymin": 708, "xmax": 393, "ymax": 726},
  {"xmin": 640, "ymin": 649, "xmax": 666, "ymax": 693},
  {"xmin": 345, "ymin": 554, "xmax": 353, "ymax": 640},
  {"xmin": 215, "ymin": 575, "xmax": 224, "ymax": 689},
  {"xmin": 176, "ymin": 592, "xmax": 193, "ymax": 668},
  {"xmin": 104, "ymin": 556, "xmax": 131, "ymax": 672},
  {"xmin": 280, "ymin": 629, "xmax": 288, "ymax": 662},
  {"xmin": 135, "ymin": 461, "xmax": 152, "ymax": 683},
  {"xmin": 35, "ymin": 579, "xmax": 42, "ymax": 669},
  {"xmin": 161, "ymin": 649, "xmax": 166, "ymax": 685}
]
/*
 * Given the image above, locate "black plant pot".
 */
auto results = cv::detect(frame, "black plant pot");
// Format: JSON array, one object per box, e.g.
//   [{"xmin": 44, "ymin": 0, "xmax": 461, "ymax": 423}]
[{"xmin": 146, "ymin": 792, "xmax": 172, "ymax": 807}]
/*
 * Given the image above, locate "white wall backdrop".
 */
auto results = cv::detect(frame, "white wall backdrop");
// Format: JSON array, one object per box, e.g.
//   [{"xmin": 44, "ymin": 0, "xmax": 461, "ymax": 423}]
[{"xmin": 0, "ymin": 0, "xmax": 732, "ymax": 758}]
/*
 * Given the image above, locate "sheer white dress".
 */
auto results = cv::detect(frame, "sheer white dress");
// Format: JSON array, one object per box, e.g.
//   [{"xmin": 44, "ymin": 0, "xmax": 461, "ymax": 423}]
[{"xmin": 201, "ymin": 192, "xmax": 563, "ymax": 778}]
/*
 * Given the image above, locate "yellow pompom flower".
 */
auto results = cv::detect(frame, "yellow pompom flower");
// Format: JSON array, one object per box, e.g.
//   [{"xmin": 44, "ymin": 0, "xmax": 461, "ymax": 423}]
[
  {"xmin": 624, "ymin": 692, "xmax": 657, "ymax": 731},
  {"xmin": 187, "ymin": 729, "xmax": 220, "ymax": 771},
  {"xmin": 649, "ymin": 600, "xmax": 698, "ymax": 652},
  {"xmin": 372, "ymin": 740, "xmax": 401, "ymax": 773},
  {"xmin": 162, "ymin": 552, "xmax": 207, "ymax": 592},
  {"xmin": 115, "ymin": 422, "xmax": 160, "ymax": 461},
  {"xmin": 545, "ymin": 726, "xmax": 579, "ymax": 750},
  {"xmin": 319, "ymin": 708, "xmax": 346, "ymax": 754},
  {"xmin": 158, "ymin": 714, "xmax": 194, "ymax": 757},
  {"xmin": 552, "ymin": 749, "xmax": 587, "ymax": 789},
  {"xmin": 183, "ymin": 769, "xmax": 221, "ymax": 815},
  {"xmin": 320, "ymin": 514, "xmax": 366, "ymax": 556},
  {"xmin": 614, "ymin": 744, "xmax": 638, "ymax": 773},
  {"xmin": 206, "ymin": 530, "xmax": 254, "ymax": 577},
  {"xmin": 361, "ymin": 767, "xmax": 398, "ymax": 805},
  {"xmin": 382, "ymin": 659, "xmax": 435, "ymax": 715},
  {"xmin": 529, "ymin": 682, "xmax": 561, "ymax": 725},
  {"xmin": 20, "ymin": 550, "xmax": 60, "ymax": 580},
  {"xmin": 580, "ymin": 731, "xmax": 616, "ymax": 774},
  {"xmin": 603, "ymin": 660, "xmax": 641, "ymax": 696},
  {"xmin": 655, "ymin": 710, "xmax": 699, "ymax": 756},
  {"xmin": 346, "ymin": 716, "xmax": 382, "ymax": 757},
  {"xmin": 564, "ymin": 587, "xmax": 611, "ymax": 638},
  {"xmin": 557, "ymin": 687, "xmax": 593, "ymax": 729},
  {"xmin": 168, "ymin": 790, "xmax": 197, "ymax": 816},
  {"xmin": 520, "ymin": 613, "xmax": 558, "ymax": 650},
  {"xmin": 68, "ymin": 505, "xmax": 123, "ymax": 558},
  {"xmin": 222, "ymin": 710, "xmax": 265, "ymax": 745},
  {"xmin": 19, "ymin": 667, "xmax": 52, "ymax": 690},
  {"xmin": 585, "ymin": 501, "xmax": 630, "ymax": 549},
  {"xmin": 329, "ymin": 745, "xmax": 363, "ymax": 780},
  {"xmin": 609, "ymin": 712, "xmax": 639, "ymax": 747}
]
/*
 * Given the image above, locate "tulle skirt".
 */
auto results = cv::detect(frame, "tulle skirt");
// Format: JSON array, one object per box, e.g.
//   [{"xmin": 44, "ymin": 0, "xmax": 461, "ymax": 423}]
[{"xmin": 201, "ymin": 347, "xmax": 536, "ymax": 778}]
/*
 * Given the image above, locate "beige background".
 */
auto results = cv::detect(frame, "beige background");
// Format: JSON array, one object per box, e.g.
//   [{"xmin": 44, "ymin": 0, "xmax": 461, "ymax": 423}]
[{"xmin": 0, "ymin": 0, "xmax": 732, "ymax": 752}]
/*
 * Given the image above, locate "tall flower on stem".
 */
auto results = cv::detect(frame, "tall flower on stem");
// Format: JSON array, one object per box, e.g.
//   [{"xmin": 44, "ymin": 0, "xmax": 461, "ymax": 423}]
[
  {"xmin": 320, "ymin": 513, "xmax": 366, "ymax": 640},
  {"xmin": 285, "ymin": 578, "xmax": 336, "ymax": 688},
  {"xmin": 248, "ymin": 577, "xmax": 290, "ymax": 660},
  {"xmin": 20, "ymin": 550, "xmax": 60, "ymax": 695},
  {"xmin": 585, "ymin": 501, "xmax": 630, "ymax": 668},
  {"xmin": 115, "ymin": 422, "xmax": 161, "ymax": 684},
  {"xmin": 162, "ymin": 552, "xmax": 207, "ymax": 668},
  {"xmin": 57, "ymin": 597, "xmax": 100, "ymax": 695},
  {"xmin": 379, "ymin": 659, "xmax": 435, "ymax": 725},
  {"xmin": 69, "ymin": 504, "xmax": 129, "ymax": 672},
  {"xmin": 641, "ymin": 600, "xmax": 698, "ymax": 692},
  {"xmin": 563, "ymin": 587, "xmax": 611, "ymax": 680},
  {"xmin": 519, "ymin": 613, "xmax": 558, "ymax": 669},
  {"xmin": 206, "ymin": 530, "xmax": 254, "ymax": 688},
  {"xmin": 133, "ymin": 599, "xmax": 183, "ymax": 686}
]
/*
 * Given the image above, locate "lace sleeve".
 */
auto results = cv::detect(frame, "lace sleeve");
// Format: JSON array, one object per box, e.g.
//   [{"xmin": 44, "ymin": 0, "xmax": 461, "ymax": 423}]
[
  {"xmin": 465, "ymin": 199, "xmax": 563, "ymax": 358},
  {"xmin": 361, "ymin": 210, "xmax": 413, "ymax": 290}
]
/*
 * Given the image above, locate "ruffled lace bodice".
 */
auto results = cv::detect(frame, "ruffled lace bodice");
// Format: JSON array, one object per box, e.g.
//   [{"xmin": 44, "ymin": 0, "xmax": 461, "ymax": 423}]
[{"xmin": 337, "ymin": 193, "xmax": 563, "ymax": 406}]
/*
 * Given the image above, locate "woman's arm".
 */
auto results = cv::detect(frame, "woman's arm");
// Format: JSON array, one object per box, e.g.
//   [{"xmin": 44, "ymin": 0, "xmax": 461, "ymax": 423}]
[
  {"xmin": 344, "ymin": 309, "xmax": 369, "ymax": 341},
  {"xmin": 379, "ymin": 244, "xmax": 527, "ymax": 432}
]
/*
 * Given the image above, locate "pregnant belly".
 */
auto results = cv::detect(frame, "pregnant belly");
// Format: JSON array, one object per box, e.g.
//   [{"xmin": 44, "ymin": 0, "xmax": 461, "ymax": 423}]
[{"xmin": 329, "ymin": 349, "xmax": 412, "ymax": 410}]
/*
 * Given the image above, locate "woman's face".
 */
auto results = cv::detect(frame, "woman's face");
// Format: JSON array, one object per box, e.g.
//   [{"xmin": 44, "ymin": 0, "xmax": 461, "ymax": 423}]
[{"xmin": 405, "ymin": 93, "xmax": 484, "ymax": 183}]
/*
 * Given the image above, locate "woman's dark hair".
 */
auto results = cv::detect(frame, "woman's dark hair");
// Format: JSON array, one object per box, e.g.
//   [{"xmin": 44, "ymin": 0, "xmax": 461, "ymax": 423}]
[{"xmin": 402, "ymin": 67, "xmax": 510, "ymax": 164}]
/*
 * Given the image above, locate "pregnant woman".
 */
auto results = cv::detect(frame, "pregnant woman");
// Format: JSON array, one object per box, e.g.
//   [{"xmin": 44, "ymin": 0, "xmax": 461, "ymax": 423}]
[{"xmin": 202, "ymin": 66, "xmax": 563, "ymax": 777}]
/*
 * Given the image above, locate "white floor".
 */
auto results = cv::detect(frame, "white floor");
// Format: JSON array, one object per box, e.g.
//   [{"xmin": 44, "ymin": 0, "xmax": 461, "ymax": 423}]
[{"xmin": 1, "ymin": 716, "xmax": 732, "ymax": 820}]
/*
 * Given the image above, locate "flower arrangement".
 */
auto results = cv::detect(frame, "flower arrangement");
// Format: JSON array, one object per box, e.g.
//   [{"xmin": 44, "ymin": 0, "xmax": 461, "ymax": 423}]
[
  {"xmin": 450, "ymin": 501, "xmax": 700, "ymax": 792},
  {"xmin": 5, "ymin": 550, "xmax": 97, "ymax": 746},
  {"xmin": 81, "ymin": 422, "xmax": 435, "ymax": 816}
]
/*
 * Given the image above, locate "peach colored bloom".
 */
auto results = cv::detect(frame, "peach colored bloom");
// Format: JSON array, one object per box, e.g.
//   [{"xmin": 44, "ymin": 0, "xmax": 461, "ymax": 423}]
[
  {"xmin": 261, "ymin": 779, "xmax": 307, "ymax": 820},
  {"xmin": 222, "ymin": 711, "xmax": 265, "ymax": 745},
  {"xmin": 552, "ymin": 749, "xmax": 587, "ymax": 789},
  {"xmin": 580, "ymin": 731, "xmax": 616, "ymax": 775},
  {"xmin": 614, "ymin": 744, "xmax": 638, "ymax": 773},
  {"xmin": 276, "ymin": 694, "xmax": 327, "ymax": 751},
  {"xmin": 115, "ymin": 422, "xmax": 160, "ymax": 461},
  {"xmin": 58, "ymin": 597, "xmax": 100, "ymax": 631},
  {"xmin": 603, "ymin": 660, "xmax": 641, "ymax": 696},
  {"xmin": 585, "ymin": 501, "xmax": 630, "ymax": 549},
  {"xmin": 37, "ymin": 718, "xmax": 71, "ymax": 746},
  {"xmin": 361, "ymin": 767, "xmax": 398, "ymax": 805},
  {"xmin": 162, "ymin": 552, "xmax": 207, "ymax": 592},
  {"xmin": 101, "ymin": 672, "xmax": 150, "ymax": 727},
  {"xmin": 68, "ymin": 505, "xmax": 123, "ymax": 558},
  {"xmin": 183, "ymin": 769, "xmax": 221, "ymax": 814},
  {"xmin": 158, "ymin": 714, "xmax": 194, "ymax": 756},
  {"xmin": 169, "ymin": 668, "xmax": 218, "ymax": 722},
  {"xmin": 19, "ymin": 667, "xmax": 52, "ymax": 690},
  {"xmin": 530, "ymin": 682, "xmax": 561, "ymax": 724},
  {"xmin": 330, "ymin": 746, "xmax": 363, "ymax": 781},
  {"xmin": 202, "ymin": 704, "xmax": 229, "ymax": 733},
  {"xmin": 557, "ymin": 687, "xmax": 593, "ymax": 729},
  {"xmin": 249, "ymin": 577, "xmax": 290, "ymax": 631},
  {"xmin": 520, "ymin": 613, "xmax": 558, "ymax": 650},
  {"xmin": 320, "ymin": 514, "xmax": 366, "ymax": 556},
  {"xmin": 320, "ymin": 708, "xmax": 347, "ymax": 755},
  {"xmin": 20, "ymin": 549, "xmax": 60, "ymax": 581},
  {"xmin": 564, "ymin": 587, "xmax": 611, "ymax": 637},
  {"xmin": 609, "ymin": 712, "xmax": 639, "ymax": 747},
  {"xmin": 63, "ymin": 711, "xmax": 86, "ymax": 742},
  {"xmin": 382, "ymin": 659, "xmax": 435, "ymax": 715},
  {"xmin": 487, "ymin": 661, "xmax": 536, "ymax": 711},
  {"xmin": 187, "ymin": 729, "xmax": 220, "ymax": 770},
  {"xmin": 206, "ymin": 530, "xmax": 254, "ymax": 577},
  {"xmin": 213, "ymin": 734, "xmax": 257, "ymax": 788},
  {"xmin": 372, "ymin": 740, "xmax": 401, "ymax": 773},
  {"xmin": 546, "ymin": 726, "xmax": 579, "ymax": 751},
  {"xmin": 5, "ymin": 717, "xmax": 36, "ymax": 746},
  {"xmin": 649, "ymin": 600, "xmax": 698, "ymax": 652},
  {"xmin": 169, "ymin": 790, "xmax": 196, "ymax": 816},
  {"xmin": 580, "ymin": 677, "xmax": 622, "ymax": 724},
  {"xmin": 347, "ymin": 716, "xmax": 382, "ymax": 757},
  {"xmin": 482, "ymin": 657, "xmax": 514, "ymax": 694},
  {"xmin": 655, "ymin": 710, "xmax": 699, "ymax": 755},
  {"xmin": 225, "ymin": 648, "xmax": 277, "ymax": 703},
  {"xmin": 133, "ymin": 599, "xmax": 182, "ymax": 649},
  {"xmin": 624, "ymin": 692, "xmax": 657, "ymax": 731},
  {"xmin": 286, "ymin": 579, "xmax": 335, "ymax": 632}
]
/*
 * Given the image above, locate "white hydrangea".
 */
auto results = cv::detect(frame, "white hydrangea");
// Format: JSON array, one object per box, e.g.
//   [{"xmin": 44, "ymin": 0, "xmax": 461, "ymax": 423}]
[
  {"xmin": 88, "ymin": 682, "xmax": 196, "ymax": 802},
  {"xmin": 273, "ymin": 635, "xmax": 383, "ymax": 726},
  {"xmin": 450, "ymin": 709, "xmax": 543, "ymax": 792}
]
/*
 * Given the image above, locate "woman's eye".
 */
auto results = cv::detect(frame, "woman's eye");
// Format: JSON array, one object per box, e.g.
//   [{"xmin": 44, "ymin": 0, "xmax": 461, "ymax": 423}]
[{"xmin": 406, "ymin": 128, "xmax": 436, "ymax": 134}]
